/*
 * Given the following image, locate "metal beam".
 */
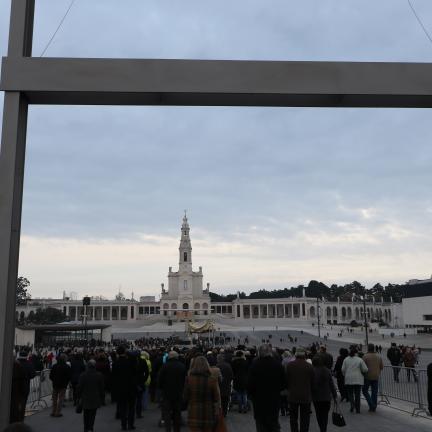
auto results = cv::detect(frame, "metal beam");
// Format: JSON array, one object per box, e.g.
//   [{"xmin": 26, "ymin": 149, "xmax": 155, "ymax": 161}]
[
  {"xmin": 0, "ymin": 0, "xmax": 33, "ymax": 428},
  {"xmin": 2, "ymin": 57, "xmax": 432, "ymax": 107}
]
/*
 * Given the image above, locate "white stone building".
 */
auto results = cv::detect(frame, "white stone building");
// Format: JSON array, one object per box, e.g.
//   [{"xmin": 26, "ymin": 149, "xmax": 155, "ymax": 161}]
[{"xmin": 160, "ymin": 213, "xmax": 211, "ymax": 317}]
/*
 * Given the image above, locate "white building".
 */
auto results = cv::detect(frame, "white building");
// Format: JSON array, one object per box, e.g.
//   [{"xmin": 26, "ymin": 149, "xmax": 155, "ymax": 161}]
[
  {"xmin": 160, "ymin": 213, "xmax": 210, "ymax": 317},
  {"xmin": 402, "ymin": 279, "xmax": 432, "ymax": 330}
]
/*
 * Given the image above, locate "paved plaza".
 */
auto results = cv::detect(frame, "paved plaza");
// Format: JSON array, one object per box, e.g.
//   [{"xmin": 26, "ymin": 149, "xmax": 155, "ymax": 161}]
[{"xmin": 26, "ymin": 396, "xmax": 431, "ymax": 432}]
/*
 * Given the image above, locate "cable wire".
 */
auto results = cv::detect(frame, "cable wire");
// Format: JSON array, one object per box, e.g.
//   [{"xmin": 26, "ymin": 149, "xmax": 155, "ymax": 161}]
[
  {"xmin": 40, "ymin": 0, "xmax": 77, "ymax": 57},
  {"xmin": 408, "ymin": 0, "xmax": 432, "ymax": 46}
]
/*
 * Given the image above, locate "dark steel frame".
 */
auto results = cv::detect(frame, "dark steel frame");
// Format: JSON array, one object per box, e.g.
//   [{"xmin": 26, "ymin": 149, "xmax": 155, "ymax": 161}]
[{"xmin": 1, "ymin": 0, "xmax": 432, "ymax": 426}]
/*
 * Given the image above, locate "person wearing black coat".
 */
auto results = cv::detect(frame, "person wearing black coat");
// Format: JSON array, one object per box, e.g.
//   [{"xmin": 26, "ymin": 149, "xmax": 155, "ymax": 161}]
[
  {"xmin": 70, "ymin": 353, "xmax": 86, "ymax": 406},
  {"xmin": 247, "ymin": 345, "xmax": 286, "ymax": 432},
  {"xmin": 157, "ymin": 351, "xmax": 186, "ymax": 432},
  {"xmin": 49, "ymin": 354, "xmax": 72, "ymax": 417},
  {"xmin": 387, "ymin": 343, "xmax": 402, "ymax": 382},
  {"xmin": 10, "ymin": 359, "xmax": 28, "ymax": 423},
  {"xmin": 77, "ymin": 360, "xmax": 105, "ymax": 432},
  {"xmin": 231, "ymin": 351, "xmax": 249, "ymax": 413},
  {"xmin": 112, "ymin": 347, "xmax": 139, "ymax": 430},
  {"xmin": 216, "ymin": 354, "xmax": 234, "ymax": 417},
  {"xmin": 135, "ymin": 353, "xmax": 150, "ymax": 418},
  {"xmin": 333, "ymin": 348, "xmax": 348, "ymax": 402},
  {"xmin": 312, "ymin": 356, "xmax": 337, "ymax": 432},
  {"xmin": 16, "ymin": 352, "xmax": 36, "ymax": 417}
]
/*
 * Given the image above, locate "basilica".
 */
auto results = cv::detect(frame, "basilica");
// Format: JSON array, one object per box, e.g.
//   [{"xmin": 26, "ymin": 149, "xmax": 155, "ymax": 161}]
[
  {"xmin": 160, "ymin": 213, "xmax": 211, "ymax": 318},
  {"xmin": 16, "ymin": 214, "xmax": 401, "ymax": 328}
]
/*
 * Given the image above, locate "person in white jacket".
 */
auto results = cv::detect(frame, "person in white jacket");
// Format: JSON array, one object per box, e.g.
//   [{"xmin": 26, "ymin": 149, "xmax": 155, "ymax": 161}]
[{"xmin": 341, "ymin": 347, "xmax": 368, "ymax": 413}]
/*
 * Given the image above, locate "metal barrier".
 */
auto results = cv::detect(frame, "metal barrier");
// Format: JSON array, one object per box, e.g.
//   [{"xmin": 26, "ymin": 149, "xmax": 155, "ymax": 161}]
[
  {"xmin": 378, "ymin": 365, "xmax": 429, "ymax": 417},
  {"xmin": 26, "ymin": 369, "xmax": 52, "ymax": 410}
]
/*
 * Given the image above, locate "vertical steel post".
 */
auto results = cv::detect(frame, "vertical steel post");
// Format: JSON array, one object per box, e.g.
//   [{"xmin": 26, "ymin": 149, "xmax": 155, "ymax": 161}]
[
  {"xmin": 0, "ymin": 1, "xmax": 34, "ymax": 427},
  {"xmin": 363, "ymin": 296, "xmax": 369, "ymax": 347}
]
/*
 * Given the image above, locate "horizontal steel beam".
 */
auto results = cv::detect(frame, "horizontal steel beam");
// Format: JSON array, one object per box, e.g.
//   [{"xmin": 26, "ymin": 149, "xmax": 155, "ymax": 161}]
[{"xmin": 2, "ymin": 57, "xmax": 432, "ymax": 107}]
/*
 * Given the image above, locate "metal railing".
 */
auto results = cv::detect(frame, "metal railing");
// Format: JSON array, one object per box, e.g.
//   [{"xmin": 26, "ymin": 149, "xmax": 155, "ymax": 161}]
[
  {"xmin": 378, "ymin": 365, "xmax": 429, "ymax": 417},
  {"xmin": 27, "ymin": 369, "xmax": 52, "ymax": 410}
]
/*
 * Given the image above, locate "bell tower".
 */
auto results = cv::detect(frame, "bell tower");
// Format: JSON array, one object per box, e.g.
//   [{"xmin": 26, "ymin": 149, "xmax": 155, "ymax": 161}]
[{"xmin": 179, "ymin": 211, "xmax": 192, "ymax": 273}]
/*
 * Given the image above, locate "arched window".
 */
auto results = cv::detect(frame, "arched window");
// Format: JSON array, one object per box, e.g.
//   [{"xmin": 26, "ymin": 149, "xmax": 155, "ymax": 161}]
[
  {"xmin": 184, "ymin": 252, "xmax": 187, "ymax": 262},
  {"xmin": 183, "ymin": 303, "xmax": 189, "ymax": 310},
  {"xmin": 309, "ymin": 306, "xmax": 316, "ymax": 318}
]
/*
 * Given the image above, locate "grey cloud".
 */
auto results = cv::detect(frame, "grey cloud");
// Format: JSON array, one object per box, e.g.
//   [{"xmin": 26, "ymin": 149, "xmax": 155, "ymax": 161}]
[{"xmin": 2, "ymin": 0, "xmax": 432, "ymax": 292}]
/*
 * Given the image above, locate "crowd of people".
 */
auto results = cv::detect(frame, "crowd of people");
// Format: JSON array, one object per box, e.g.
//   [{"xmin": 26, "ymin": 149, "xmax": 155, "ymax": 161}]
[{"xmin": 7, "ymin": 337, "xmax": 432, "ymax": 432}]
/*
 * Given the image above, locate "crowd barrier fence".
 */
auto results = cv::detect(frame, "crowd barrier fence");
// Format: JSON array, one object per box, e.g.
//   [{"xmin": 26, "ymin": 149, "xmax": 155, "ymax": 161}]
[
  {"xmin": 27, "ymin": 369, "xmax": 52, "ymax": 410},
  {"xmin": 25, "ymin": 365, "xmax": 430, "ymax": 417},
  {"xmin": 378, "ymin": 365, "xmax": 429, "ymax": 417}
]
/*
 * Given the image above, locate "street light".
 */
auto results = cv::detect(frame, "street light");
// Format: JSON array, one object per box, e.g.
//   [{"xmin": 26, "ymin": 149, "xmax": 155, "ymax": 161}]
[
  {"xmin": 353, "ymin": 293, "xmax": 369, "ymax": 347},
  {"xmin": 362, "ymin": 295, "xmax": 369, "ymax": 347}
]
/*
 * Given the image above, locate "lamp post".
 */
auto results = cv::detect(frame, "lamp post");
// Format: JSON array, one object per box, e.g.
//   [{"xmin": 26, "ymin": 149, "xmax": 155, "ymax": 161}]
[
  {"xmin": 353, "ymin": 293, "xmax": 369, "ymax": 347},
  {"xmin": 316, "ymin": 297, "xmax": 321, "ymax": 339},
  {"xmin": 361, "ymin": 295, "xmax": 369, "ymax": 347},
  {"xmin": 83, "ymin": 296, "xmax": 91, "ymax": 343}
]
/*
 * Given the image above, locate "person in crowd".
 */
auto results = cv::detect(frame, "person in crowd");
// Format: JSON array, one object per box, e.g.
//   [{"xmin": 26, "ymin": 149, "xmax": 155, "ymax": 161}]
[
  {"xmin": 341, "ymin": 347, "xmax": 368, "ymax": 414},
  {"xmin": 183, "ymin": 356, "xmax": 221, "ymax": 432},
  {"xmin": 77, "ymin": 359, "xmax": 105, "ymax": 432},
  {"xmin": 140, "ymin": 351, "xmax": 152, "ymax": 411},
  {"xmin": 403, "ymin": 347, "xmax": 418, "ymax": 383},
  {"xmin": 315, "ymin": 346, "xmax": 333, "ymax": 370},
  {"xmin": 206, "ymin": 352, "xmax": 222, "ymax": 383},
  {"xmin": 387, "ymin": 343, "xmax": 402, "ymax": 383},
  {"xmin": 362, "ymin": 344, "xmax": 383, "ymax": 412},
  {"xmin": 16, "ymin": 351, "xmax": 36, "ymax": 418},
  {"xmin": 231, "ymin": 350, "xmax": 249, "ymax": 413},
  {"xmin": 247, "ymin": 344, "xmax": 286, "ymax": 432},
  {"xmin": 10, "ymin": 357, "xmax": 28, "ymax": 423},
  {"xmin": 333, "ymin": 348, "xmax": 348, "ymax": 402},
  {"xmin": 427, "ymin": 361, "xmax": 432, "ymax": 416},
  {"xmin": 150, "ymin": 350, "xmax": 164, "ymax": 403},
  {"xmin": 95, "ymin": 352, "xmax": 111, "ymax": 405},
  {"xmin": 285, "ymin": 348, "xmax": 314, "ymax": 432},
  {"xmin": 135, "ymin": 351, "xmax": 150, "ymax": 418},
  {"xmin": 281, "ymin": 350, "xmax": 293, "ymax": 368},
  {"xmin": 157, "ymin": 351, "xmax": 187, "ymax": 432},
  {"xmin": 112, "ymin": 346, "xmax": 138, "ymax": 430},
  {"xmin": 280, "ymin": 350, "xmax": 293, "ymax": 416},
  {"xmin": 312, "ymin": 355, "xmax": 337, "ymax": 432},
  {"xmin": 70, "ymin": 352, "xmax": 86, "ymax": 406},
  {"xmin": 49, "ymin": 353, "xmax": 72, "ymax": 417},
  {"xmin": 215, "ymin": 353, "xmax": 233, "ymax": 417}
]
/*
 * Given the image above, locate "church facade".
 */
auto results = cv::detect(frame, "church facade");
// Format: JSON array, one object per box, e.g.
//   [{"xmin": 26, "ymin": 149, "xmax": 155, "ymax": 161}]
[{"xmin": 160, "ymin": 213, "xmax": 211, "ymax": 317}]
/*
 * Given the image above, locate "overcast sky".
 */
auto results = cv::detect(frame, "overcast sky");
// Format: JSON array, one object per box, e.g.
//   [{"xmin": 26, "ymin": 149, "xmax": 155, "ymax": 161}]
[{"xmin": 1, "ymin": 0, "xmax": 432, "ymax": 299}]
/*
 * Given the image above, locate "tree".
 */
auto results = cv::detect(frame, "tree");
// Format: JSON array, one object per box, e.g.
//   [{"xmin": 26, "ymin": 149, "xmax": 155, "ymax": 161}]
[
  {"xmin": 16, "ymin": 276, "xmax": 31, "ymax": 305},
  {"xmin": 27, "ymin": 307, "xmax": 66, "ymax": 324}
]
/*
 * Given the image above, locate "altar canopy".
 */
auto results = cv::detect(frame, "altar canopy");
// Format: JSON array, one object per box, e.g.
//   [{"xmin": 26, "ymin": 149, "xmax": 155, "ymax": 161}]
[{"xmin": 188, "ymin": 320, "xmax": 214, "ymax": 334}]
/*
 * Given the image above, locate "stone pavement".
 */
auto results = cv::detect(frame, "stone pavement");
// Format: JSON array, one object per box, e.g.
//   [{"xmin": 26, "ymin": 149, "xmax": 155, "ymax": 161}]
[{"xmin": 26, "ymin": 397, "xmax": 431, "ymax": 432}]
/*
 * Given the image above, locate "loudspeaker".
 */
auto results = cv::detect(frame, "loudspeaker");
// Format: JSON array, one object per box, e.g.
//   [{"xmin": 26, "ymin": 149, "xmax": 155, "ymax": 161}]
[{"xmin": 83, "ymin": 296, "xmax": 91, "ymax": 306}]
